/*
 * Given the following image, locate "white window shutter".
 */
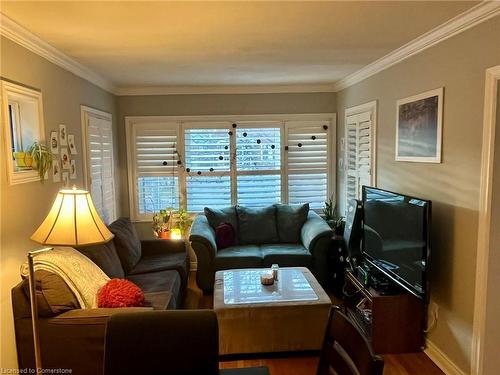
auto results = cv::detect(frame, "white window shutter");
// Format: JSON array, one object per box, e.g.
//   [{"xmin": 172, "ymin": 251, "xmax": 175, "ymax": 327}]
[
  {"xmin": 345, "ymin": 111, "xmax": 373, "ymax": 202},
  {"xmin": 285, "ymin": 121, "xmax": 329, "ymax": 209},
  {"xmin": 236, "ymin": 126, "xmax": 281, "ymax": 208},
  {"xmin": 184, "ymin": 126, "xmax": 231, "ymax": 212},
  {"xmin": 131, "ymin": 122, "xmax": 180, "ymax": 217},
  {"xmin": 87, "ymin": 116, "xmax": 115, "ymax": 224}
]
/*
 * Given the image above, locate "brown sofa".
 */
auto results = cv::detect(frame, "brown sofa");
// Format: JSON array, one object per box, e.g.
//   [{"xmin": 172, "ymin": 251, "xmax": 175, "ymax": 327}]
[{"xmin": 11, "ymin": 217, "xmax": 189, "ymax": 375}]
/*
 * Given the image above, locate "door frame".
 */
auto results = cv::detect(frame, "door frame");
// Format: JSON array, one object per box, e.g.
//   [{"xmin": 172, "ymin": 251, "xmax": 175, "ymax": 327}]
[{"xmin": 471, "ymin": 65, "xmax": 500, "ymax": 375}]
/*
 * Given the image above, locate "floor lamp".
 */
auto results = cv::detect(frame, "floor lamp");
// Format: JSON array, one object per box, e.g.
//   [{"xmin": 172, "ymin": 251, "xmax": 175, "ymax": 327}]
[{"xmin": 29, "ymin": 187, "xmax": 114, "ymax": 372}]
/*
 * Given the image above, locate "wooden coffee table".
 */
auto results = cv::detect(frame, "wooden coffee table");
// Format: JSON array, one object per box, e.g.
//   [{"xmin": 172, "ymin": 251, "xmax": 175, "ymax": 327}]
[{"xmin": 213, "ymin": 267, "xmax": 331, "ymax": 355}]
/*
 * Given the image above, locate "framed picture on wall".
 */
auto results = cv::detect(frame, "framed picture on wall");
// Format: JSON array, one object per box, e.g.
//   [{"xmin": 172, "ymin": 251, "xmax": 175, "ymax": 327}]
[
  {"xmin": 50, "ymin": 131, "xmax": 59, "ymax": 154},
  {"xmin": 395, "ymin": 87, "xmax": 443, "ymax": 163},
  {"xmin": 59, "ymin": 124, "xmax": 68, "ymax": 146}
]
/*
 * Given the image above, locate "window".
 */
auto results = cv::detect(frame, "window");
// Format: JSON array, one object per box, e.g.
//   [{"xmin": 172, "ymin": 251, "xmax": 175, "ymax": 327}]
[
  {"xmin": 286, "ymin": 121, "xmax": 329, "ymax": 209},
  {"xmin": 126, "ymin": 115, "xmax": 334, "ymax": 220},
  {"xmin": 81, "ymin": 106, "xmax": 116, "ymax": 224},
  {"xmin": 344, "ymin": 102, "xmax": 376, "ymax": 207},
  {"xmin": 184, "ymin": 125, "xmax": 231, "ymax": 212},
  {"xmin": 236, "ymin": 125, "xmax": 281, "ymax": 207},
  {"xmin": 1, "ymin": 80, "xmax": 45, "ymax": 184}
]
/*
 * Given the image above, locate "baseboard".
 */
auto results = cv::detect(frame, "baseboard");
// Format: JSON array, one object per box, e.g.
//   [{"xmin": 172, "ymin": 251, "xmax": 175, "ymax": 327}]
[
  {"xmin": 190, "ymin": 261, "xmax": 198, "ymax": 272},
  {"xmin": 424, "ymin": 339, "xmax": 467, "ymax": 375}
]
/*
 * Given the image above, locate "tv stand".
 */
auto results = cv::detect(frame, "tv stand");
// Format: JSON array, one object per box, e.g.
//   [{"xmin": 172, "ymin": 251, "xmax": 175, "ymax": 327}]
[{"xmin": 343, "ymin": 269, "xmax": 425, "ymax": 354}]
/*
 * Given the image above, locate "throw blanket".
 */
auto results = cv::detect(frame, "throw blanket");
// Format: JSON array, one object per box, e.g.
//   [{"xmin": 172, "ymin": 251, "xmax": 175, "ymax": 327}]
[{"xmin": 20, "ymin": 246, "xmax": 110, "ymax": 309}]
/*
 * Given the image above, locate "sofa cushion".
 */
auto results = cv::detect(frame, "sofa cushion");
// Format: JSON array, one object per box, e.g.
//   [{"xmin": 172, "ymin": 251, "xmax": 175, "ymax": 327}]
[
  {"xmin": 236, "ymin": 206, "xmax": 279, "ymax": 245},
  {"xmin": 128, "ymin": 252, "xmax": 188, "ymax": 276},
  {"xmin": 108, "ymin": 217, "xmax": 142, "ymax": 273},
  {"xmin": 204, "ymin": 207, "xmax": 239, "ymax": 244},
  {"xmin": 126, "ymin": 270, "xmax": 181, "ymax": 309},
  {"xmin": 214, "ymin": 245, "xmax": 263, "ymax": 270},
  {"xmin": 143, "ymin": 291, "xmax": 175, "ymax": 310},
  {"xmin": 22, "ymin": 270, "xmax": 79, "ymax": 317},
  {"xmin": 261, "ymin": 244, "xmax": 312, "ymax": 268},
  {"xmin": 274, "ymin": 203, "xmax": 309, "ymax": 243},
  {"xmin": 76, "ymin": 241, "xmax": 125, "ymax": 279}
]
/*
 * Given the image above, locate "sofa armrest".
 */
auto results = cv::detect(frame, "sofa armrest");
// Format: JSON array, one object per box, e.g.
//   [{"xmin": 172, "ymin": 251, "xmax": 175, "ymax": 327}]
[
  {"xmin": 301, "ymin": 211, "xmax": 333, "ymax": 253},
  {"xmin": 49, "ymin": 307, "xmax": 154, "ymax": 325},
  {"xmin": 141, "ymin": 239, "xmax": 186, "ymax": 256},
  {"xmin": 301, "ymin": 211, "xmax": 333, "ymax": 285},
  {"xmin": 189, "ymin": 215, "xmax": 217, "ymax": 258}
]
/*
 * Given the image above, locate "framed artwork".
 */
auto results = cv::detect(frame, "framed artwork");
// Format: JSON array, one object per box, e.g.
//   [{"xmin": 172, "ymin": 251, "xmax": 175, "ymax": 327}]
[
  {"xmin": 62, "ymin": 172, "xmax": 69, "ymax": 187},
  {"xmin": 59, "ymin": 124, "xmax": 68, "ymax": 146},
  {"xmin": 52, "ymin": 160, "xmax": 61, "ymax": 182},
  {"xmin": 396, "ymin": 87, "xmax": 443, "ymax": 163},
  {"xmin": 50, "ymin": 131, "xmax": 59, "ymax": 154},
  {"xmin": 61, "ymin": 148, "xmax": 70, "ymax": 169},
  {"xmin": 70, "ymin": 159, "xmax": 77, "ymax": 179},
  {"xmin": 68, "ymin": 134, "xmax": 77, "ymax": 154}
]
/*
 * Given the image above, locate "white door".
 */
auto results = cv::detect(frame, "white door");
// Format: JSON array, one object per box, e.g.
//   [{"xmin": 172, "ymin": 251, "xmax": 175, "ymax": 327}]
[{"xmin": 81, "ymin": 106, "xmax": 116, "ymax": 224}]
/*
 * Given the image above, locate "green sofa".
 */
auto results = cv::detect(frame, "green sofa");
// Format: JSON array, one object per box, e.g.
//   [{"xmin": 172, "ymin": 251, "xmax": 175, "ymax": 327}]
[{"xmin": 189, "ymin": 204, "xmax": 333, "ymax": 292}]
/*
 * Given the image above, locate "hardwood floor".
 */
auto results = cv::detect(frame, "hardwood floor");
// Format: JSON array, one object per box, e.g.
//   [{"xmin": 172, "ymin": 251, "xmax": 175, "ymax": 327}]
[{"xmin": 185, "ymin": 272, "xmax": 443, "ymax": 375}]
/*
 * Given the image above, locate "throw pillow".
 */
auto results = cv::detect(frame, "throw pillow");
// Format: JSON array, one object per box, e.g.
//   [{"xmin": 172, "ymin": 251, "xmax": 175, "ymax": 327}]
[
  {"xmin": 215, "ymin": 222, "xmax": 236, "ymax": 249},
  {"xmin": 275, "ymin": 203, "xmax": 310, "ymax": 243},
  {"xmin": 204, "ymin": 206, "xmax": 239, "ymax": 243},
  {"xmin": 22, "ymin": 270, "xmax": 80, "ymax": 317},
  {"xmin": 98, "ymin": 279, "xmax": 145, "ymax": 308},
  {"xmin": 236, "ymin": 205, "xmax": 279, "ymax": 245},
  {"xmin": 108, "ymin": 217, "xmax": 142, "ymax": 273}
]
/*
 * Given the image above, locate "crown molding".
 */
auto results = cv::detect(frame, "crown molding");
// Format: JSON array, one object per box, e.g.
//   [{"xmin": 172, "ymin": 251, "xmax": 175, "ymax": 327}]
[
  {"xmin": 332, "ymin": 1, "xmax": 500, "ymax": 92},
  {"xmin": 0, "ymin": 13, "xmax": 116, "ymax": 93},
  {"xmin": 114, "ymin": 83, "xmax": 335, "ymax": 96}
]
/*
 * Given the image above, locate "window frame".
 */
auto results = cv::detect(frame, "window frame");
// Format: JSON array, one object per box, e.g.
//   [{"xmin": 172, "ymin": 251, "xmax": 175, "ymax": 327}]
[
  {"xmin": 126, "ymin": 113, "xmax": 336, "ymax": 222},
  {"xmin": 1, "ymin": 80, "xmax": 45, "ymax": 185}
]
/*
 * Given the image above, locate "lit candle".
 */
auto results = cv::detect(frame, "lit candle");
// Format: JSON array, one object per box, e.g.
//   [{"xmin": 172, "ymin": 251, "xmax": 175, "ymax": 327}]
[{"xmin": 171, "ymin": 228, "xmax": 182, "ymax": 240}]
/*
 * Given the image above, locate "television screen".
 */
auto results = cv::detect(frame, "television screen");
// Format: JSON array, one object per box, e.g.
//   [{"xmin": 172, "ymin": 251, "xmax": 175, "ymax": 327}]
[{"xmin": 362, "ymin": 186, "xmax": 431, "ymax": 300}]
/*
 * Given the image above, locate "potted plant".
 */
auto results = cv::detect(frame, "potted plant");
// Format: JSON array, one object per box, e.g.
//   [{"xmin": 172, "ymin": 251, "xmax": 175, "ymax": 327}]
[
  {"xmin": 29, "ymin": 142, "xmax": 53, "ymax": 182},
  {"xmin": 13, "ymin": 150, "xmax": 33, "ymax": 169},
  {"xmin": 152, "ymin": 208, "xmax": 174, "ymax": 239},
  {"xmin": 172, "ymin": 208, "xmax": 193, "ymax": 239},
  {"xmin": 322, "ymin": 195, "xmax": 345, "ymax": 235}
]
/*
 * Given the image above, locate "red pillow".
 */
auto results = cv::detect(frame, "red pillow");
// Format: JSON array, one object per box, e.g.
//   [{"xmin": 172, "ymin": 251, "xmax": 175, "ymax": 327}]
[
  {"xmin": 98, "ymin": 279, "xmax": 144, "ymax": 308},
  {"xmin": 215, "ymin": 222, "xmax": 235, "ymax": 249}
]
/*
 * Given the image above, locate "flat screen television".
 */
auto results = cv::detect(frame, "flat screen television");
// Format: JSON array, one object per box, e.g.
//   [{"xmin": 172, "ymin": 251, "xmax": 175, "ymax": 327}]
[{"xmin": 361, "ymin": 186, "xmax": 431, "ymax": 301}]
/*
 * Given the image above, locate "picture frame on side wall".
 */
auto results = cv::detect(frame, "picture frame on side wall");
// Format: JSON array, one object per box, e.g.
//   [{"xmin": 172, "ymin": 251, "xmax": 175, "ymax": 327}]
[
  {"xmin": 395, "ymin": 87, "xmax": 443, "ymax": 163},
  {"xmin": 52, "ymin": 160, "xmax": 61, "ymax": 182},
  {"xmin": 50, "ymin": 131, "xmax": 59, "ymax": 154},
  {"xmin": 59, "ymin": 124, "xmax": 67, "ymax": 146}
]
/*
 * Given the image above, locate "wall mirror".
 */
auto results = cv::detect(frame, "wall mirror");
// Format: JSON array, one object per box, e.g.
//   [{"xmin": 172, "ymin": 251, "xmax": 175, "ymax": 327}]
[{"xmin": 1, "ymin": 80, "xmax": 45, "ymax": 184}]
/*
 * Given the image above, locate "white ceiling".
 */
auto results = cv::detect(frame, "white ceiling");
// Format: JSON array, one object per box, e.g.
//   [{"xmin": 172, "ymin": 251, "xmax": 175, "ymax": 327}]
[{"xmin": 1, "ymin": 1, "xmax": 478, "ymax": 90}]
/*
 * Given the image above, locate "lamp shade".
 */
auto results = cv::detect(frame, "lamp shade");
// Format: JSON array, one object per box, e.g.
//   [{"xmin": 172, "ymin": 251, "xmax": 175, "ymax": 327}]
[{"xmin": 31, "ymin": 188, "xmax": 114, "ymax": 246}]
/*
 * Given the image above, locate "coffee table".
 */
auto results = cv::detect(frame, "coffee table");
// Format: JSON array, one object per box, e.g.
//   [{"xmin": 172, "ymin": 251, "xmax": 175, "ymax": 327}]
[{"xmin": 213, "ymin": 267, "xmax": 331, "ymax": 355}]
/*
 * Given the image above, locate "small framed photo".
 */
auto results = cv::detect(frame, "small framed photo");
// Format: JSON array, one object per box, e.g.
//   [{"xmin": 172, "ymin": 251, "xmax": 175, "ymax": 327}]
[
  {"xmin": 396, "ymin": 87, "xmax": 443, "ymax": 163},
  {"xmin": 62, "ymin": 172, "xmax": 69, "ymax": 187},
  {"xmin": 70, "ymin": 159, "xmax": 77, "ymax": 180},
  {"xmin": 59, "ymin": 124, "xmax": 68, "ymax": 146},
  {"xmin": 52, "ymin": 160, "xmax": 61, "ymax": 182},
  {"xmin": 68, "ymin": 134, "xmax": 77, "ymax": 155},
  {"xmin": 61, "ymin": 148, "xmax": 70, "ymax": 169},
  {"xmin": 50, "ymin": 131, "xmax": 59, "ymax": 154}
]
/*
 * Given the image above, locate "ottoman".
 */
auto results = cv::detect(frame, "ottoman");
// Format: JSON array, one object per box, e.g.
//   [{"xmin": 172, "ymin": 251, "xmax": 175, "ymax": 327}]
[{"xmin": 214, "ymin": 267, "xmax": 331, "ymax": 355}]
